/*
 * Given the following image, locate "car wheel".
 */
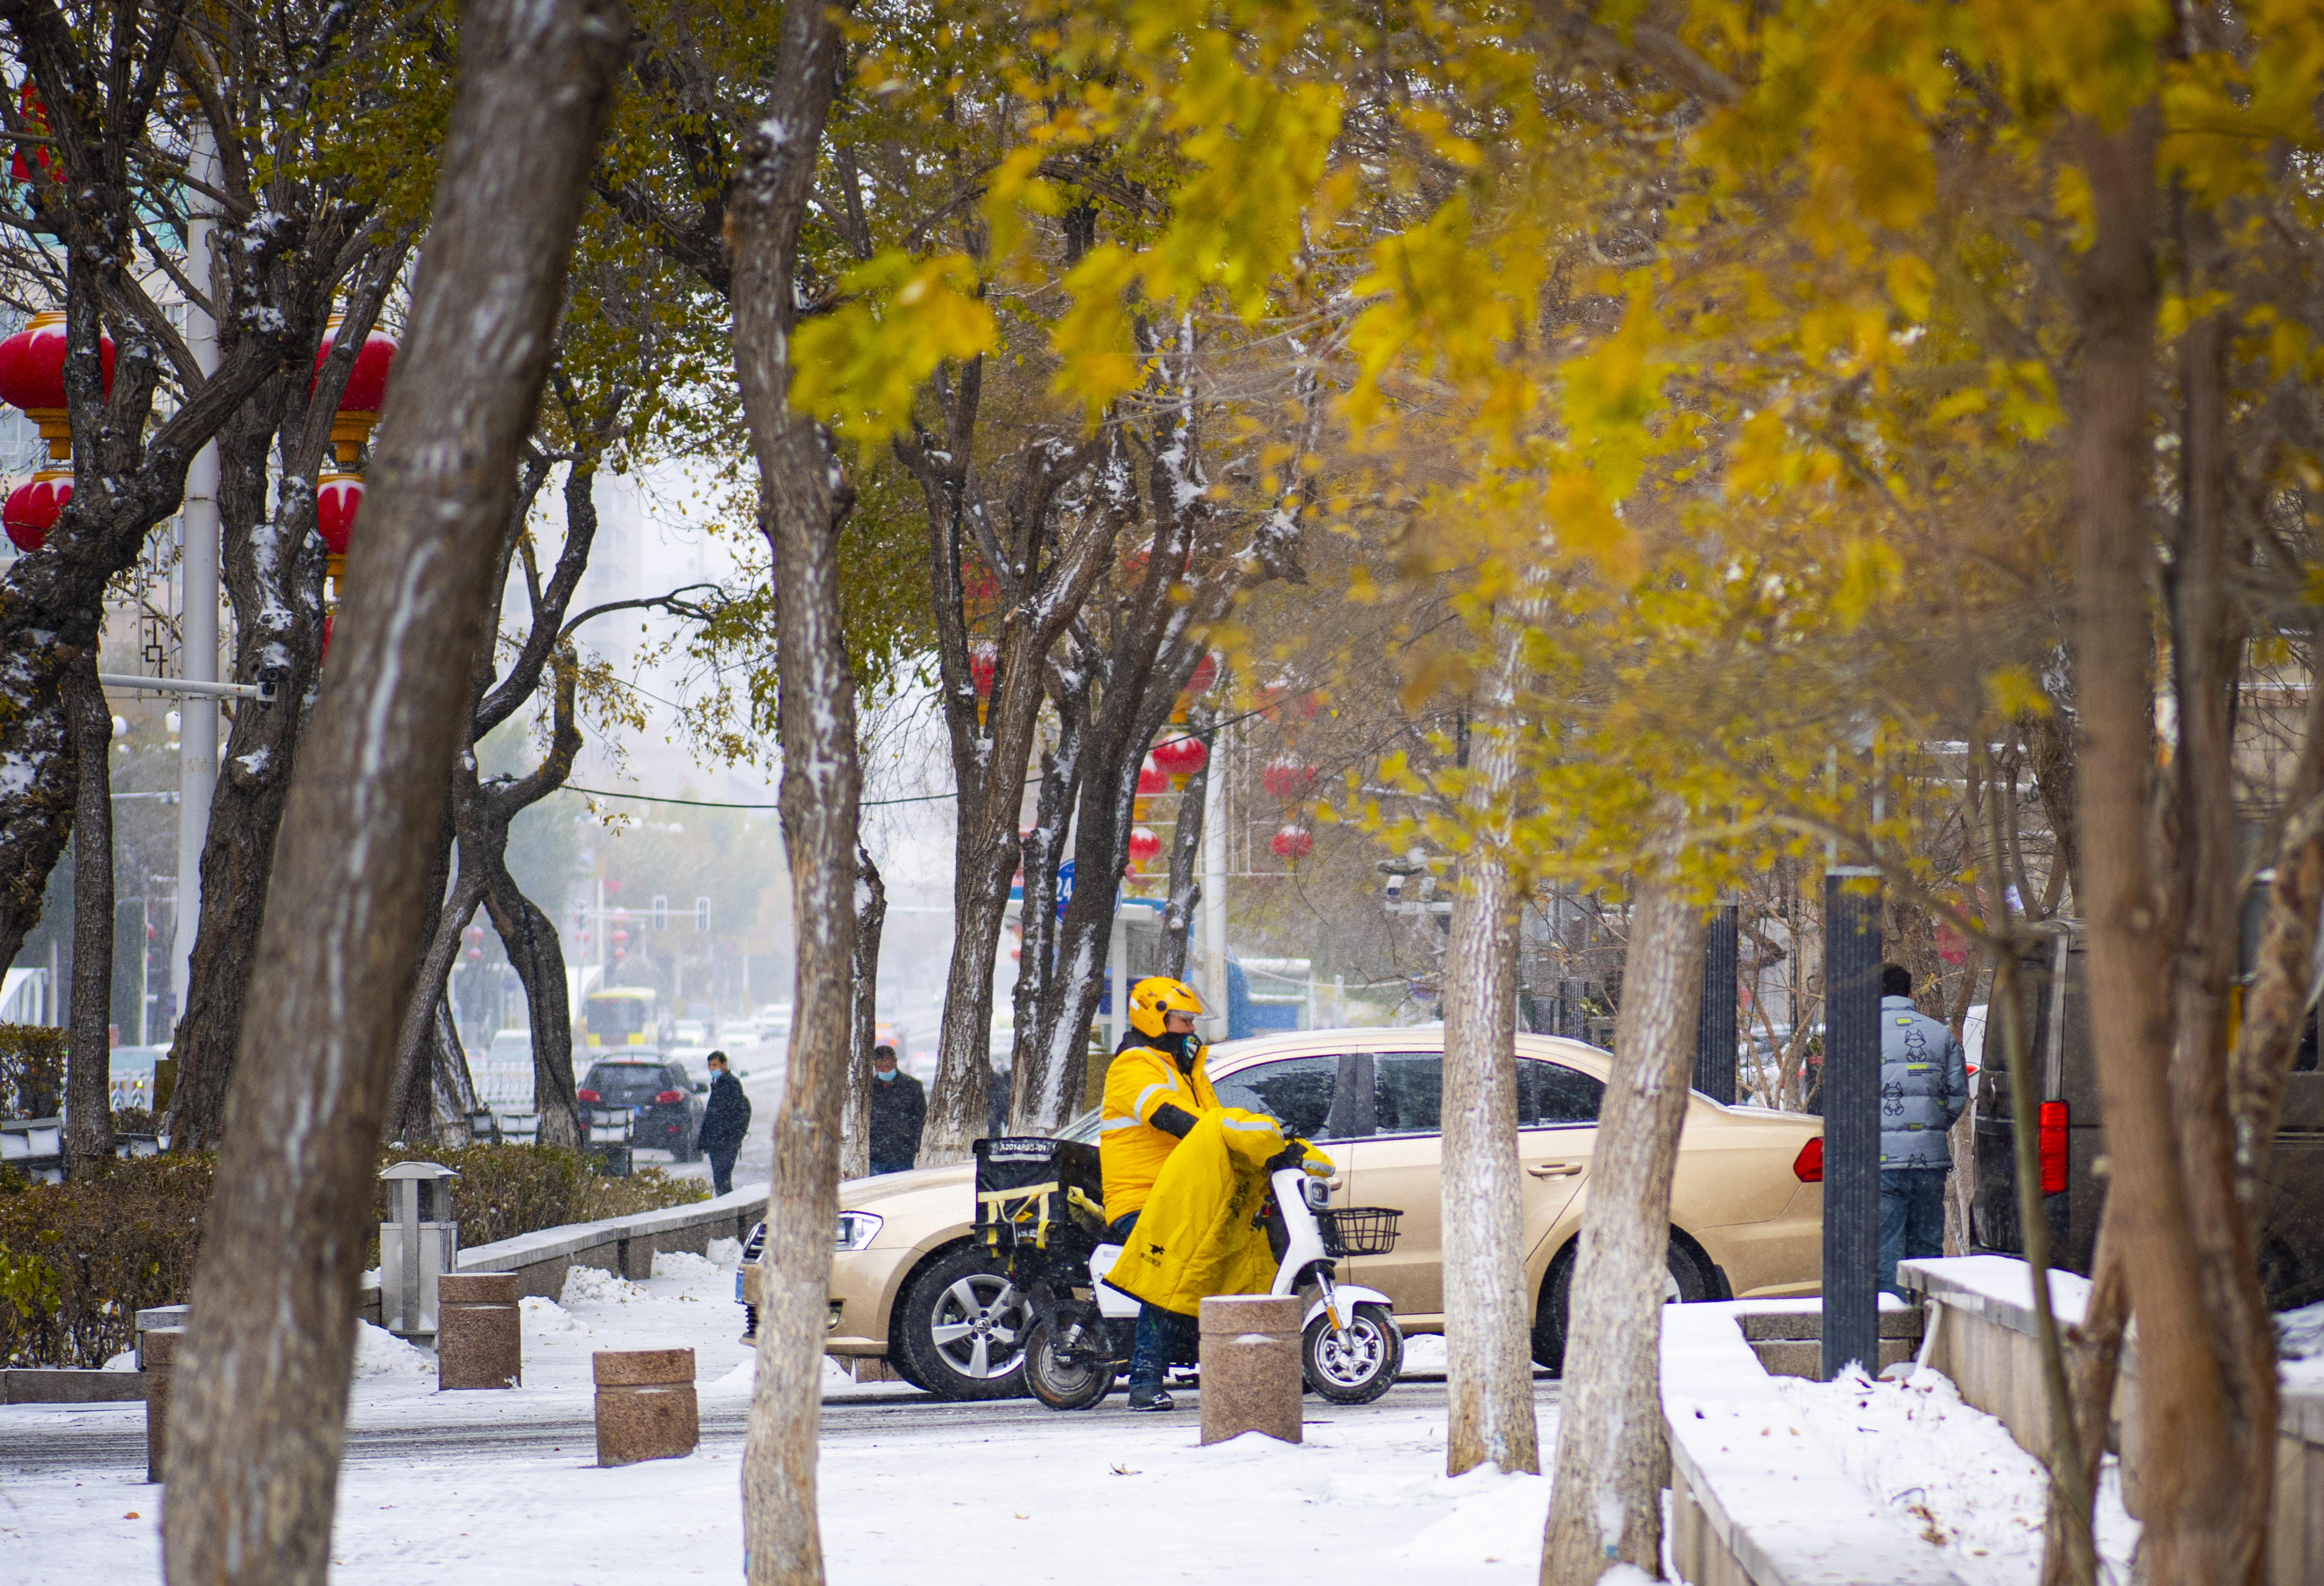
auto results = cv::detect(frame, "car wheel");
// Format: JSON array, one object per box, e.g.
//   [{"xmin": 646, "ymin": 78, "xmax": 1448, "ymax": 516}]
[
  {"xmin": 1303, "ymin": 1301, "xmax": 1402, "ymax": 1404},
  {"xmin": 1534, "ymin": 1236, "xmax": 1712, "ymax": 1374},
  {"xmin": 893, "ymin": 1245, "xmax": 1029, "ymax": 1400}
]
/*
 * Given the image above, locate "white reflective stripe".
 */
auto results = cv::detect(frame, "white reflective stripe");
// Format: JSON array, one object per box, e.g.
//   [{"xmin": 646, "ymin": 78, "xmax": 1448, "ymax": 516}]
[
  {"xmin": 1098, "ymin": 1117, "xmax": 1138, "ymax": 1133},
  {"xmin": 1133, "ymin": 1081, "xmax": 1175, "ymax": 1117},
  {"xmin": 1216, "ymin": 1116, "xmax": 1276, "ymax": 1132}
]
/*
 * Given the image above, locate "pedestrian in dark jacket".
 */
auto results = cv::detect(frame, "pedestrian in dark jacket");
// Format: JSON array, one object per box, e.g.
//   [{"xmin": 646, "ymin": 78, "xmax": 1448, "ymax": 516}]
[
  {"xmin": 867, "ymin": 1045, "xmax": 925, "ymax": 1174},
  {"xmin": 698, "ymin": 1051, "xmax": 752, "ymax": 1195},
  {"xmin": 1877, "ymin": 965, "xmax": 1969, "ymax": 1297}
]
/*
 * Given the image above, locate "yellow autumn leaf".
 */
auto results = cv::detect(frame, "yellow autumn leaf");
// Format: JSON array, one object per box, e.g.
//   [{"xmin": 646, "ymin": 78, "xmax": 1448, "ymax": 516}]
[
  {"xmin": 1983, "ymin": 664, "xmax": 2054, "ymax": 718},
  {"xmin": 789, "ymin": 251, "xmax": 997, "ymax": 445},
  {"xmin": 1545, "ymin": 470, "xmax": 1641, "ymax": 588}
]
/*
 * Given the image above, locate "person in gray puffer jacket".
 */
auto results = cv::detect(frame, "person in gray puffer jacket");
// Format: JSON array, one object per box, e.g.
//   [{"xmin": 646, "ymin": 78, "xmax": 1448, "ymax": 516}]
[{"xmin": 1877, "ymin": 963, "xmax": 1968, "ymax": 1296}]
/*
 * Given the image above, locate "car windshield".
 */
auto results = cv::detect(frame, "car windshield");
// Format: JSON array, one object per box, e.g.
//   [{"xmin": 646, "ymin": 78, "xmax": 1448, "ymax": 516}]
[
  {"xmin": 584, "ymin": 1064, "xmax": 668, "ymax": 1101},
  {"xmin": 1056, "ymin": 1108, "xmax": 1103, "ymax": 1143}
]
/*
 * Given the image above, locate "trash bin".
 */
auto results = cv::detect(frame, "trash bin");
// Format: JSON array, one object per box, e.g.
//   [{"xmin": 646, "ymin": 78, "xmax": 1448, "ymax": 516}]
[
  {"xmin": 585, "ymin": 1104, "xmax": 632, "ymax": 1177},
  {"xmin": 379, "ymin": 1160, "xmax": 460, "ymax": 1341}
]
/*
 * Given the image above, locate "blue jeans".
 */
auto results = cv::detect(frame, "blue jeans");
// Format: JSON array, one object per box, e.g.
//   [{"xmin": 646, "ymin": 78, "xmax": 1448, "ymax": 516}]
[
  {"xmin": 1109, "ymin": 1211, "xmax": 1192, "ymax": 1390},
  {"xmin": 1880, "ymin": 1168, "xmax": 1949, "ymax": 1297}
]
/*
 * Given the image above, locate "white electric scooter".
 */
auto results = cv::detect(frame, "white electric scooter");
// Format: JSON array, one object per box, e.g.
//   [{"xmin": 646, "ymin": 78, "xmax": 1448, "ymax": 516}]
[{"xmin": 1011, "ymin": 1157, "xmax": 1405, "ymax": 1409}]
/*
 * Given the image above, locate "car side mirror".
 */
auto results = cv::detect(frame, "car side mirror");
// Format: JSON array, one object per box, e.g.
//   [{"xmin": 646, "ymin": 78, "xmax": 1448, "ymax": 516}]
[{"xmin": 694, "ymin": 1082, "xmax": 709, "ymax": 1094}]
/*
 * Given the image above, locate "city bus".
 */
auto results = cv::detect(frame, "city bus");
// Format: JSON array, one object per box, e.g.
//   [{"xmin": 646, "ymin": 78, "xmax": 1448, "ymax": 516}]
[{"xmin": 583, "ymin": 985, "xmax": 668, "ymax": 1053}]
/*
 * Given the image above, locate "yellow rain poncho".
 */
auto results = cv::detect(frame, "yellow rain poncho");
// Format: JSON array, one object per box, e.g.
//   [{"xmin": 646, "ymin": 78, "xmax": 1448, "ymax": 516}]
[{"xmin": 1102, "ymin": 1107, "xmax": 1332, "ymax": 1318}]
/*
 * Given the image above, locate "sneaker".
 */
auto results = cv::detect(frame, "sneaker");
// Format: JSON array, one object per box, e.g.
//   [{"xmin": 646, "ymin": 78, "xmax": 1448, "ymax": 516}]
[{"xmin": 1126, "ymin": 1387, "xmax": 1174, "ymax": 1413}]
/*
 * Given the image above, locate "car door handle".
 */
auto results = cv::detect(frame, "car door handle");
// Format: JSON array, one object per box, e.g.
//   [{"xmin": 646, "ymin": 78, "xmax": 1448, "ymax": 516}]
[{"xmin": 1526, "ymin": 1162, "xmax": 1584, "ymax": 1178}]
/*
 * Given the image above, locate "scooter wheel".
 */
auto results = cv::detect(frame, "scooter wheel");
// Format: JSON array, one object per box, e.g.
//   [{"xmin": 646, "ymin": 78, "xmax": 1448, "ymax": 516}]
[
  {"xmin": 1023, "ymin": 1315, "xmax": 1116, "ymax": 1411},
  {"xmin": 1302, "ymin": 1301, "xmax": 1402, "ymax": 1404}
]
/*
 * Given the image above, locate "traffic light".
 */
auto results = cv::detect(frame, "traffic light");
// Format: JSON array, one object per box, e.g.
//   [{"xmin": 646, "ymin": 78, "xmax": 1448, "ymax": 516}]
[
  {"xmin": 652, "ymin": 895, "xmax": 668, "ymax": 931},
  {"xmin": 695, "ymin": 897, "xmax": 711, "ymax": 933}
]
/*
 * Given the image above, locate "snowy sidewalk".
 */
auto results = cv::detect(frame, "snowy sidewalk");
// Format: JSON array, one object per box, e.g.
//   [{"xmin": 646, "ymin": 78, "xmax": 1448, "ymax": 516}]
[{"xmin": 1, "ymin": 1245, "xmax": 1556, "ymax": 1585}]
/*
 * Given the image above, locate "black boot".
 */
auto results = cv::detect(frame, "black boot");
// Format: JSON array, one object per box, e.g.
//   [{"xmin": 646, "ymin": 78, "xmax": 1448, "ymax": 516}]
[{"xmin": 1126, "ymin": 1384, "xmax": 1175, "ymax": 1412}]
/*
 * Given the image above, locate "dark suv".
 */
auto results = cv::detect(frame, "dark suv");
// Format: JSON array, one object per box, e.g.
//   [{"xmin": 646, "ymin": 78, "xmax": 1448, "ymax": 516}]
[{"xmin": 579, "ymin": 1060, "xmax": 706, "ymax": 1162}]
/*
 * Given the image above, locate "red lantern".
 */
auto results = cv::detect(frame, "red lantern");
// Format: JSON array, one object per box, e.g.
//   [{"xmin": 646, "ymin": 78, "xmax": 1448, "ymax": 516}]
[
  {"xmin": 1183, "ymin": 651, "xmax": 1219, "ymax": 698},
  {"xmin": 0, "ymin": 310, "xmax": 116, "ymax": 459},
  {"xmin": 968, "ymin": 642, "xmax": 998, "ymax": 699},
  {"xmin": 466, "ymin": 947, "xmax": 484, "ymax": 963},
  {"xmin": 10, "ymin": 85, "xmax": 52, "ymax": 184},
  {"xmin": 1136, "ymin": 757, "xmax": 1169, "ymax": 797},
  {"xmin": 1261, "ymin": 756, "xmax": 1317, "ymax": 802},
  {"xmin": 612, "ymin": 929, "xmax": 629, "ymax": 948},
  {"xmin": 963, "ymin": 562, "xmax": 998, "ymax": 611},
  {"xmin": 1127, "ymin": 826, "xmax": 1163, "ymax": 870},
  {"xmin": 311, "ymin": 316, "xmax": 399, "ymax": 464},
  {"xmin": 1271, "ymin": 825, "xmax": 1314, "ymax": 862},
  {"xmin": 1151, "ymin": 734, "xmax": 1208, "ymax": 785},
  {"xmin": 316, "ymin": 472, "xmax": 364, "ymax": 557},
  {"xmin": 4, "ymin": 470, "xmax": 69, "ymax": 552}
]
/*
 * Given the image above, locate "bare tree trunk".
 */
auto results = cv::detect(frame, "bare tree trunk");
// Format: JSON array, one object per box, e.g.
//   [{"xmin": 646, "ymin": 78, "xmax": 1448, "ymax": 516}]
[
  {"xmin": 2042, "ymin": 1209, "xmax": 2126, "ymax": 1586},
  {"xmin": 841, "ymin": 842, "xmax": 885, "ymax": 1178},
  {"xmin": 2230, "ymin": 790, "xmax": 2324, "ymax": 1195},
  {"xmin": 1443, "ymin": 623, "xmax": 1538, "ymax": 1478},
  {"xmin": 389, "ymin": 877, "xmax": 486, "ymax": 1142},
  {"xmin": 62, "ymin": 648, "xmax": 113, "ymax": 1177},
  {"xmin": 2164, "ymin": 218, "xmax": 2276, "ymax": 1580},
  {"xmin": 163, "ymin": 8, "xmax": 623, "ymax": 1579},
  {"xmin": 727, "ymin": 1, "xmax": 859, "ymax": 1577},
  {"xmin": 1540, "ymin": 867, "xmax": 1706, "ymax": 1584},
  {"xmin": 483, "ymin": 875, "xmax": 580, "ymax": 1147},
  {"xmin": 2068, "ymin": 110, "xmax": 2245, "ymax": 1584},
  {"xmin": 1008, "ymin": 694, "xmax": 1086, "ymax": 1128},
  {"xmin": 428, "ymin": 997, "xmax": 481, "ymax": 1129},
  {"xmin": 1156, "ymin": 721, "xmax": 1211, "ymax": 980},
  {"xmin": 168, "ymin": 258, "xmax": 401, "ymax": 1150}
]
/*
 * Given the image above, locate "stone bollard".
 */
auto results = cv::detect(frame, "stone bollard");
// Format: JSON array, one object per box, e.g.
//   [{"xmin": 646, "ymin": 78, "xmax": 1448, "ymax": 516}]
[
  {"xmin": 594, "ymin": 1348, "xmax": 698, "ymax": 1467},
  {"xmin": 437, "ymin": 1273, "xmax": 522, "ymax": 1390},
  {"xmin": 1198, "ymin": 1295, "xmax": 1304, "ymax": 1447},
  {"xmin": 144, "ymin": 1326, "xmax": 184, "ymax": 1484}
]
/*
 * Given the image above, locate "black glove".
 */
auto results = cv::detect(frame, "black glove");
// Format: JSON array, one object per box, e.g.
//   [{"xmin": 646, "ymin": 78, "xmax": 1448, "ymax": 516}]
[{"xmin": 1264, "ymin": 1141, "xmax": 1311, "ymax": 1174}]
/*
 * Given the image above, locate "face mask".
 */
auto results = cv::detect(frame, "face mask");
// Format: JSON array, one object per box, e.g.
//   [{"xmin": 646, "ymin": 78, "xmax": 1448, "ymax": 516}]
[{"xmin": 876, "ymin": 1069, "xmax": 897, "ymax": 1082}]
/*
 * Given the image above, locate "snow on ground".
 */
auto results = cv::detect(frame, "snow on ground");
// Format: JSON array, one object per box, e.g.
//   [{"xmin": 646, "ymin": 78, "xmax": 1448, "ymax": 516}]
[
  {"xmin": 0, "ymin": 1245, "xmax": 1551, "ymax": 1586},
  {"xmin": 2, "ymin": 1396, "xmax": 1555, "ymax": 1586},
  {"xmin": 1772, "ymin": 1364, "xmax": 2139, "ymax": 1586},
  {"xmin": 2278, "ymin": 1299, "xmax": 2324, "ymax": 1393}
]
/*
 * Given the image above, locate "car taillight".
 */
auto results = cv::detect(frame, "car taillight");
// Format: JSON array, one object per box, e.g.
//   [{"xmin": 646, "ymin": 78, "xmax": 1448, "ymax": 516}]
[
  {"xmin": 1792, "ymin": 1137, "xmax": 1824, "ymax": 1183},
  {"xmin": 2039, "ymin": 1101, "xmax": 2069, "ymax": 1195},
  {"xmin": 656, "ymin": 1090, "xmax": 684, "ymax": 1104},
  {"xmin": 577, "ymin": 1089, "xmax": 599, "ymax": 1102}
]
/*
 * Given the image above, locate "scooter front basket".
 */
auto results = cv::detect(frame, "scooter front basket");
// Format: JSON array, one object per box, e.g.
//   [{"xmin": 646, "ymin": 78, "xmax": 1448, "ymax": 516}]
[{"xmin": 1317, "ymin": 1205, "xmax": 1402, "ymax": 1258}]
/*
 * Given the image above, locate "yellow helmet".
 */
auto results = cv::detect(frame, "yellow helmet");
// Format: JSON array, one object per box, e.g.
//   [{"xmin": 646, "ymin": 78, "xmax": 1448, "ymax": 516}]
[{"xmin": 1128, "ymin": 975, "xmax": 1208, "ymax": 1039}]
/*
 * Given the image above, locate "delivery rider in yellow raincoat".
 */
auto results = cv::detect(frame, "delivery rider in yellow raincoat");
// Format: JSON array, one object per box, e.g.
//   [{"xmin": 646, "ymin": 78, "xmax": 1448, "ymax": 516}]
[{"xmin": 1100, "ymin": 975, "xmax": 1328, "ymax": 1411}]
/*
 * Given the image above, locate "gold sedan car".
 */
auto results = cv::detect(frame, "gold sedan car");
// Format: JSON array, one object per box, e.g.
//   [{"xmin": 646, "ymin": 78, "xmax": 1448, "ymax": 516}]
[{"xmin": 822, "ymin": 1028, "xmax": 1825, "ymax": 1399}]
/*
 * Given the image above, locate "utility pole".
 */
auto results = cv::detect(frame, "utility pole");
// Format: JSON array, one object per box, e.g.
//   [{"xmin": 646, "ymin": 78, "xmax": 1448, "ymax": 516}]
[
  {"xmin": 1201, "ymin": 719, "xmax": 1226, "ymax": 1011},
  {"xmin": 170, "ymin": 127, "xmax": 221, "ymax": 1031}
]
